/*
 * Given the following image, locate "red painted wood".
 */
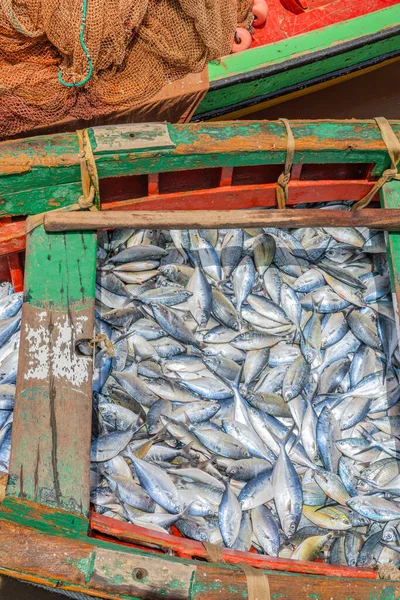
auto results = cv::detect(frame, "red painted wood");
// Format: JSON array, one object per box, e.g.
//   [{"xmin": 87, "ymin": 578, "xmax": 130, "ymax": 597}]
[
  {"xmin": 7, "ymin": 254, "xmax": 23, "ymax": 292},
  {"xmin": 159, "ymin": 168, "xmax": 222, "ymax": 195},
  {"xmin": 291, "ymin": 164, "xmax": 303, "ymax": 180},
  {"xmin": 250, "ymin": 0, "xmax": 397, "ymax": 47},
  {"xmin": 0, "ymin": 221, "xmax": 26, "ymax": 257},
  {"xmin": 0, "ymin": 179, "xmax": 378, "ymax": 257},
  {"xmin": 91, "ymin": 512, "xmax": 378, "ymax": 580},
  {"xmin": 89, "ymin": 530, "xmax": 165, "ymax": 554},
  {"xmin": 101, "ymin": 180, "xmax": 377, "ymax": 212},
  {"xmin": 220, "ymin": 167, "xmax": 233, "ymax": 187},
  {"xmin": 148, "ymin": 173, "xmax": 159, "ymax": 196}
]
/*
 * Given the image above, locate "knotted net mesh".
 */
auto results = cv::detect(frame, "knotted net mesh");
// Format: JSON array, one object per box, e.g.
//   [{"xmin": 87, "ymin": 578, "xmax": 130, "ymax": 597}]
[{"xmin": 0, "ymin": 0, "xmax": 252, "ymax": 139}]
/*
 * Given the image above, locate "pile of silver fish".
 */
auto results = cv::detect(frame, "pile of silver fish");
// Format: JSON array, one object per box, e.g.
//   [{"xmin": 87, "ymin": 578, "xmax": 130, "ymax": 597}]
[
  {"xmin": 0, "ymin": 282, "xmax": 22, "ymax": 472},
  {"xmin": 88, "ymin": 205, "xmax": 400, "ymax": 566}
]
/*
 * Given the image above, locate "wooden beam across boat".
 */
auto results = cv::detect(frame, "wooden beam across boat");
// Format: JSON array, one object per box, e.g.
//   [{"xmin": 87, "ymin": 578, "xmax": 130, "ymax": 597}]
[
  {"xmin": 43, "ymin": 208, "xmax": 400, "ymax": 232},
  {"xmin": 0, "ymin": 120, "xmax": 399, "ymax": 219}
]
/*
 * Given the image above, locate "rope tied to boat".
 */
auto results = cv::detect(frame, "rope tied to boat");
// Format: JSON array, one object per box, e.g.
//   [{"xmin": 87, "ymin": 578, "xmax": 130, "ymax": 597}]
[
  {"xmin": 77, "ymin": 127, "xmax": 100, "ymax": 211},
  {"xmin": 378, "ymin": 564, "xmax": 400, "ymax": 580},
  {"xmin": 202, "ymin": 542, "xmax": 271, "ymax": 600},
  {"xmin": 26, "ymin": 128, "xmax": 99, "ymax": 234},
  {"xmin": 276, "ymin": 118, "xmax": 295, "ymax": 210},
  {"xmin": 89, "ymin": 333, "xmax": 115, "ymax": 357},
  {"xmin": 352, "ymin": 117, "xmax": 400, "ymax": 211}
]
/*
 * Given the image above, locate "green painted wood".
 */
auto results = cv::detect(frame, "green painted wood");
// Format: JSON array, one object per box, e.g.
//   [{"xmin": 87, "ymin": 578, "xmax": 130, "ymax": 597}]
[
  {"xmin": 206, "ymin": 5, "xmax": 400, "ymax": 82},
  {"xmin": 24, "ymin": 226, "xmax": 96, "ymax": 311},
  {"xmin": 197, "ymin": 34, "xmax": 400, "ymax": 117},
  {"xmin": 7, "ymin": 225, "xmax": 97, "ymax": 515},
  {"xmin": 0, "ymin": 121, "xmax": 399, "ymax": 216},
  {"xmin": 0, "ymin": 182, "xmax": 81, "ymax": 217},
  {"xmin": 381, "ymin": 180, "xmax": 400, "ymax": 309}
]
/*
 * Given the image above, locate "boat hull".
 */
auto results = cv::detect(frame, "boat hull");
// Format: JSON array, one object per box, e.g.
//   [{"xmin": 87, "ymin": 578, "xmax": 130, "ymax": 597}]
[
  {"xmin": 0, "ymin": 121, "xmax": 400, "ymax": 598},
  {"xmin": 194, "ymin": 4, "xmax": 400, "ymax": 120}
]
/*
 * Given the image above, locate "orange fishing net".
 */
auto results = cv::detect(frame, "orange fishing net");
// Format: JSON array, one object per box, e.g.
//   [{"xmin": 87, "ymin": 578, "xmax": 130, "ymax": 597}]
[{"xmin": 0, "ymin": 0, "xmax": 252, "ymax": 139}]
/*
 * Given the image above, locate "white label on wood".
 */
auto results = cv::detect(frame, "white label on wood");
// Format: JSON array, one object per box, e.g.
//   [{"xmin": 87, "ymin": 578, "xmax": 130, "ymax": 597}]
[{"xmin": 92, "ymin": 123, "xmax": 175, "ymax": 153}]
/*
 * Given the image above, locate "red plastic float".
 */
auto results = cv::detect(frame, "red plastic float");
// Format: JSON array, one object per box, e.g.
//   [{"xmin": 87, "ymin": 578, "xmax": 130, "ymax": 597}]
[
  {"xmin": 232, "ymin": 27, "xmax": 253, "ymax": 53},
  {"xmin": 252, "ymin": 0, "xmax": 268, "ymax": 26}
]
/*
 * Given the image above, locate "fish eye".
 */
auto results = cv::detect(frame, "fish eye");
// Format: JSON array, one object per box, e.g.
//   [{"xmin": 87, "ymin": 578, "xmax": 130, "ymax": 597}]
[{"xmin": 200, "ymin": 533, "xmax": 208, "ymax": 541}]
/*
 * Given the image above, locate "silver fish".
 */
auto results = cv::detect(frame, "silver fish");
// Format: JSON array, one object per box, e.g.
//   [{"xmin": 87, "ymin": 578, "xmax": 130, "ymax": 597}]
[
  {"xmin": 83, "ymin": 217, "xmax": 400, "ymax": 567},
  {"xmin": 219, "ymin": 483, "xmax": 242, "ymax": 547}
]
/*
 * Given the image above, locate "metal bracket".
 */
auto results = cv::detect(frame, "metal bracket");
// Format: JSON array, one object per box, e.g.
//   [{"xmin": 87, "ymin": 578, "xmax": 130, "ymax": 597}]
[{"xmin": 92, "ymin": 123, "xmax": 175, "ymax": 153}]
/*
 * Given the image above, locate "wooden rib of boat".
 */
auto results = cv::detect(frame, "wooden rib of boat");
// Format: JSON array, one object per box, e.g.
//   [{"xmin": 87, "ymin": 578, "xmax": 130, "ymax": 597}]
[{"xmin": 0, "ymin": 120, "xmax": 399, "ymax": 599}]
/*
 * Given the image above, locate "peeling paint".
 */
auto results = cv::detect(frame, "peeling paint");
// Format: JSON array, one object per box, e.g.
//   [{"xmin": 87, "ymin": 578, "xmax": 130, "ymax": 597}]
[{"xmin": 24, "ymin": 315, "xmax": 89, "ymax": 385}]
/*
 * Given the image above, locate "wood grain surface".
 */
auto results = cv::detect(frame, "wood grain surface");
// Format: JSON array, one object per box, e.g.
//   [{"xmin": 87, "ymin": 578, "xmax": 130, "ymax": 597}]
[
  {"xmin": 7, "ymin": 226, "xmax": 96, "ymax": 516},
  {"xmin": 43, "ymin": 208, "xmax": 400, "ymax": 232}
]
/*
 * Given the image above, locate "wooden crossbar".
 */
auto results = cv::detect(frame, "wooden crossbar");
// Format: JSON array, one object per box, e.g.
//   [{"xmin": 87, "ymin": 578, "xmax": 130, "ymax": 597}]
[{"xmin": 42, "ymin": 208, "xmax": 400, "ymax": 231}]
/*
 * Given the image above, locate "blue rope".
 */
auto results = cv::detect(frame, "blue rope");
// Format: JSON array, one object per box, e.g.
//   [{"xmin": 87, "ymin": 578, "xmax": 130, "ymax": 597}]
[{"xmin": 58, "ymin": 0, "xmax": 93, "ymax": 87}]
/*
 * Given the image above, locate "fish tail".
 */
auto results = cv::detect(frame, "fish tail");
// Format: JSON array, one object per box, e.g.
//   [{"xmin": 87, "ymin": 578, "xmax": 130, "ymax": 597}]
[
  {"xmin": 385, "ymin": 358, "xmax": 398, "ymax": 383},
  {"xmin": 358, "ymin": 425, "xmax": 375, "ymax": 446},
  {"xmin": 155, "ymin": 424, "xmax": 170, "ymax": 440},
  {"xmin": 234, "ymin": 363, "xmax": 244, "ymax": 388},
  {"xmin": 180, "ymin": 441, "xmax": 197, "ymax": 459},
  {"xmin": 269, "ymin": 424, "xmax": 295, "ymax": 451}
]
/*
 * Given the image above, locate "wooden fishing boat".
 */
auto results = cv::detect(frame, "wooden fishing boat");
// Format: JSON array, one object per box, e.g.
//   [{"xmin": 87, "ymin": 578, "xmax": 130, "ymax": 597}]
[
  {"xmin": 194, "ymin": 0, "xmax": 400, "ymax": 120},
  {"xmin": 0, "ymin": 120, "xmax": 400, "ymax": 598}
]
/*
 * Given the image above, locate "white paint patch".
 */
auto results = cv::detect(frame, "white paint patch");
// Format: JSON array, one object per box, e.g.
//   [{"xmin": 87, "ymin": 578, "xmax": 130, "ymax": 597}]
[
  {"xmin": 25, "ymin": 324, "xmax": 49, "ymax": 380},
  {"xmin": 24, "ymin": 314, "xmax": 90, "ymax": 385},
  {"xmin": 75, "ymin": 315, "xmax": 88, "ymax": 336}
]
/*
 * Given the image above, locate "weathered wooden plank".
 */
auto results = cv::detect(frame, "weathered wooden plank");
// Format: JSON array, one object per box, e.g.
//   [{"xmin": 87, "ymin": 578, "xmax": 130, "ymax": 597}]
[
  {"xmin": 0, "ymin": 517, "xmax": 96, "ymax": 592},
  {"xmin": 0, "ymin": 507, "xmax": 195, "ymax": 600},
  {"xmin": 191, "ymin": 563, "xmax": 400, "ymax": 600},
  {"xmin": 0, "ymin": 182, "xmax": 82, "ymax": 218},
  {"xmin": 381, "ymin": 180, "xmax": 400, "ymax": 331},
  {"xmin": 0, "ymin": 180, "xmax": 377, "ymax": 254},
  {"xmin": 7, "ymin": 224, "xmax": 96, "ymax": 516},
  {"xmin": 0, "ymin": 511, "xmax": 397, "ymax": 600},
  {"xmin": 43, "ymin": 208, "xmax": 400, "ymax": 232},
  {"xmin": 90, "ymin": 548, "xmax": 193, "ymax": 599},
  {"xmin": 91, "ymin": 512, "xmax": 376, "ymax": 580},
  {"xmin": 0, "ymin": 121, "xmax": 399, "ymax": 213}
]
